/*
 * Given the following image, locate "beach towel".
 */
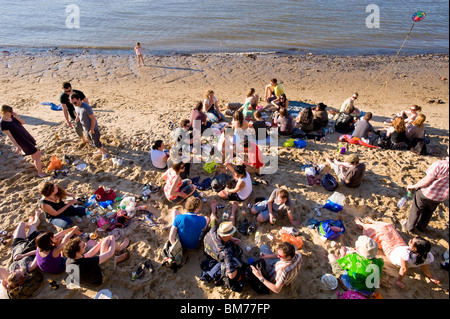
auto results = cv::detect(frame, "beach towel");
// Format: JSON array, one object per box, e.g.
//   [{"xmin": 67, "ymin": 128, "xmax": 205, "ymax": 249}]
[
  {"xmin": 339, "ymin": 134, "xmax": 379, "ymax": 149},
  {"xmin": 41, "ymin": 102, "xmax": 62, "ymax": 111}
]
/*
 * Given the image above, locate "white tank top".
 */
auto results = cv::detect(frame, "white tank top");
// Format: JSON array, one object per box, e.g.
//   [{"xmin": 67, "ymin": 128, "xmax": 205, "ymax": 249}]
[{"xmin": 237, "ymin": 172, "xmax": 252, "ymax": 200}]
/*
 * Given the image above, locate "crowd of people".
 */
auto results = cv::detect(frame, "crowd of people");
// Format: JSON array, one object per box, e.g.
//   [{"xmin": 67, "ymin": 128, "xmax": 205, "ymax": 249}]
[{"xmin": 0, "ymin": 77, "xmax": 448, "ymax": 299}]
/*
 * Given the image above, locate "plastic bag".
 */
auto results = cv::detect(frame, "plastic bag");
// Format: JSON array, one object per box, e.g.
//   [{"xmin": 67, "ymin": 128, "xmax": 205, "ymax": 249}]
[
  {"xmin": 318, "ymin": 219, "xmax": 345, "ymax": 240},
  {"xmin": 279, "ymin": 229, "xmax": 303, "ymax": 249},
  {"xmin": 293, "ymin": 139, "xmax": 306, "ymax": 148},
  {"xmin": 283, "ymin": 138, "xmax": 295, "ymax": 147},
  {"xmin": 323, "ymin": 192, "xmax": 345, "ymax": 212},
  {"xmin": 47, "ymin": 155, "xmax": 63, "ymax": 171},
  {"xmin": 119, "ymin": 196, "xmax": 136, "ymax": 216},
  {"xmin": 203, "ymin": 161, "xmax": 218, "ymax": 174}
]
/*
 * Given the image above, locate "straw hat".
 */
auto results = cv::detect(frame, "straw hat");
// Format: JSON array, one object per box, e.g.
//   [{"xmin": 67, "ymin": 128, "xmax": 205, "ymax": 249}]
[
  {"xmin": 345, "ymin": 154, "xmax": 360, "ymax": 163},
  {"xmin": 217, "ymin": 221, "xmax": 237, "ymax": 237},
  {"xmin": 355, "ymin": 235, "xmax": 378, "ymax": 259}
]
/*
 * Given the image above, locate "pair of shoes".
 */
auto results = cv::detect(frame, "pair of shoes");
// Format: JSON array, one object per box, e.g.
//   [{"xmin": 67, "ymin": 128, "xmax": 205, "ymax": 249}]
[{"xmin": 131, "ymin": 260, "xmax": 154, "ymax": 281}]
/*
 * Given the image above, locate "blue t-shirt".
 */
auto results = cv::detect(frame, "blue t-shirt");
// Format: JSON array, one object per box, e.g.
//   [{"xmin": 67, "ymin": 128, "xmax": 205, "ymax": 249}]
[{"xmin": 173, "ymin": 213, "xmax": 207, "ymax": 250}]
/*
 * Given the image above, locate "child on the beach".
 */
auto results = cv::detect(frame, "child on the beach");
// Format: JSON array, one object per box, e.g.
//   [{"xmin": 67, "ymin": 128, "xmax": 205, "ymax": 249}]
[{"xmin": 134, "ymin": 42, "xmax": 145, "ymax": 67}]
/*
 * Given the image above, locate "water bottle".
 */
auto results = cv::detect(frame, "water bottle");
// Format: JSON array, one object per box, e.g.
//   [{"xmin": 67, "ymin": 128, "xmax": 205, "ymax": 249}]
[
  {"xmin": 397, "ymin": 196, "xmax": 407, "ymax": 208},
  {"xmin": 254, "ymin": 231, "xmax": 262, "ymax": 244},
  {"xmin": 222, "ymin": 211, "xmax": 230, "ymax": 221},
  {"xmin": 407, "ymin": 190, "xmax": 412, "ymax": 198}
]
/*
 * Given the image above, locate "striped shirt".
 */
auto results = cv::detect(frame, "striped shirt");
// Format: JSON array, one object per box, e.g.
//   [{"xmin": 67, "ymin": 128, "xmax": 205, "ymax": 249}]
[
  {"xmin": 421, "ymin": 158, "xmax": 449, "ymax": 202},
  {"xmin": 271, "ymin": 252, "xmax": 302, "ymax": 287}
]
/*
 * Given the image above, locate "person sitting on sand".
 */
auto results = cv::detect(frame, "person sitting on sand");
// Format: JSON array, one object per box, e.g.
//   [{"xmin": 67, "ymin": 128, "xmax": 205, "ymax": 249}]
[
  {"xmin": 334, "ymin": 103, "xmax": 355, "ymax": 134},
  {"xmin": 327, "ymin": 235, "xmax": 384, "ymax": 296},
  {"xmin": 251, "ymin": 188, "xmax": 299, "ymax": 226},
  {"xmin": 250, "ymin": 241, "xmax": 302, "ymax": 294},
  {"xmin": 264, "ymin": 78, "xmax": 284, "ymax": 103},
  {"xmin": 354, "ymin": 217, "xmax": 440, "ymax": 289},
  {"xmin": 0, "ymin": 210, "xmax": 42, "ymax": 299},
  {"xmin": 269, "ymin": 93, "xmax": 289, "ymax": 112},
  {"xmin": 0, "ymin": 105, "xmax": 46, "ymax": 178},
  {"xmin": 59, "ymin": 82, "xmax": 90, "ymax": 145},
  {"xmin": 190, "ymin": 101, "xmax": 212, "ymax": 133},
  {"xmin": 252, "ymin": 110, "xmax": 271, "ymax": 145},
  {"xmin": 203, "ymin": 89, "xmax": 225, "ymax": 123},
  {"xmin": 340, "ymin": 92, "xmax": 361, "ymax": 118},
  {"xmin": 169, "ymin": 197, "xmax": 211, "ymax": 250},
  {"xmin": 312, "ymin": 102, "xmax": 329, "ymax": 131},
  {"xmin": 203, "ymin": 218, "xmax": 242, "ymax": 281},
  {"xmin": 70, "ymin": 93, "xmax": 108, "ymax": 161},
  {"xmin": 63, "ymin": 235, "xmax": 130, "ymax": 288},
  {"xmin": 352, "ymin": 112, "xmax": 376, "ymax": 144},
  {"xmin": 222, "ymin": 88, "xmax": 259, "ymax": 118},
  {"xmin": 326, "ymin": 154, "xmax": 365, "ymax": 188},
  {"xmin": 231, "ymin": 110, "xmax": 250, "ymax": 141},
  {"xmin": 30, "ymin": 226, "xmax": 81, "ymax": 275},
  {"xmin": 162, "ymin": 162, "xmax": 197, "ymax": 204},
  {"xmin": 406, "ymin": 113, "xmax": 426, "ymax": 146},
  {"xmin": 39, "ymin": 181, "xmax": 86, "ymax": 229},
  {"xmin": 385, "ymin": 105, "xmax": 422, "ymax": 126},
  {"xmin": 385, "ymin": 116, "xmax": 409, "ymax": 150},
  {"xmin": 275, "ymin": 107, "xmax": 294, "ymax": 136},
  {"xmin": 219, "ymin": 163, "xmax": 252, "ymax": 202},
  {"xmin": 295, "ymin": 107, "xmax": 314, "ymax": 133},
  {"xmin": 240, "ymin": 136, "xmax": 264, "ymax": 175},
  {"xmin": 151, "ymin": 140, "xmax": 170, "ymax": 170}
]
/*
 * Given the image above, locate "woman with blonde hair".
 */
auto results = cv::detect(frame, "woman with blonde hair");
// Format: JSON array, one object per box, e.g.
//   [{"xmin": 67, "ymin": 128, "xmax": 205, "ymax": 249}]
[
  {"xmin": 39, "ymin": 181, "xmax": 86, "ymax": 229},
  {"xmin": 203, "ymin": 89, "xmax": 225, "ymax": 123},
  {"xmin": 406, "ymin": 113, "xmax": 426, "ymax": 142},
  {"xmin": 0, "ymin": 105, "xmax": 46, "ymax": 177}
]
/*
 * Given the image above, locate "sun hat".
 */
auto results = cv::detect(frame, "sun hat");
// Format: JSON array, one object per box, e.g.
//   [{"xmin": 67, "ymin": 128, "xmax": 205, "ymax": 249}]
[
  {"xmin": 217, "ymin": 221, "xmax": 237, "ymax": 237},
  {"xmin": 345, "ymin": 154, "xmax": 360, "ymax": 163},
  {"xmin": 355, "ymin": 235, "xmax": 378, "ymax": 259}
]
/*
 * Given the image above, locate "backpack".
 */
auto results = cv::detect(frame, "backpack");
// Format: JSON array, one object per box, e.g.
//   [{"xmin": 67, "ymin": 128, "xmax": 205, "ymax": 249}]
[
  {"xmin": 94, "ymin": 187, "xmax": 116, "ymax": 202},
  {"xmin": 247, "ymin": 259, "xmax": 271, "ymax": 294},
  {"xmin": 162, "ymin": 236, "xmax": 185, "ymax": 272},
  {"xmin": 322, "ymin": 173, "xmax": 338, "ymax": 191},
  {"xmin": 211, "ymin": 174, "xmax": 232, "ymax": 192},
  {"xmin": 410, "ymin": 138, "xmax": 427, "ymax": 155}
]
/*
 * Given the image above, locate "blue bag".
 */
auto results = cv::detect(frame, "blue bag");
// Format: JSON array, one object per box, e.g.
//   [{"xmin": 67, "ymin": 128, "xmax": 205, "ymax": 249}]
[{"xmin": 318, "ymin": 219, "xmax": 345, "ymax": 240}]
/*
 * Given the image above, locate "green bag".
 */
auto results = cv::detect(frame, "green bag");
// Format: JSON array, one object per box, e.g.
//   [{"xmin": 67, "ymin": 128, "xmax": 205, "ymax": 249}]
[
  {"xmin": 203, "ymin": 161, "xmax": 218, "ymax": 174},
  {"xmin": 283, "ymin": 138, "xmax": 295, "ymax": 147}
]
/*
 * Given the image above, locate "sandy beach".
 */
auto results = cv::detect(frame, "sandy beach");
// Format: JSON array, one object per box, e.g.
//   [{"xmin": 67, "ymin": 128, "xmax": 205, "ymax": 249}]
[{"xmin": 0, "ymin": 50, "xmax": 448, "ymax": 300}]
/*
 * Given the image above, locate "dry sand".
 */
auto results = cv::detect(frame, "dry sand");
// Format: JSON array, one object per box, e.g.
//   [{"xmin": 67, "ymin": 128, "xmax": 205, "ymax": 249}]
[{"xmin": 0, "ymin": 50, "xmax": 448, "ymax": 300}]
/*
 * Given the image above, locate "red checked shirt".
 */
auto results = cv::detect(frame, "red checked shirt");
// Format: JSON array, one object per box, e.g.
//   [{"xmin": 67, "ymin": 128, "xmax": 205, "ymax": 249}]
[{"xmin": 421, "ymin": 157, "xmax": 449, "ymax": 202}]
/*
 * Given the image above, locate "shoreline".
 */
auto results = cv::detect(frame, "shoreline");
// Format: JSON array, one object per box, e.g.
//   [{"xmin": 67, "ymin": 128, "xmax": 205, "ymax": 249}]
[{"xmin": 1, "ymin": 45, "xmax": 449, "ymax": 58}]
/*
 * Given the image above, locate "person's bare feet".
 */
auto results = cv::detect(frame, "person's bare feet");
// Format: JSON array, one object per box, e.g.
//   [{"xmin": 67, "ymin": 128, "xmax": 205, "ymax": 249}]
[
  {"xmin": 115, "ymin": 250, "xmax": 130, "ymax": 264},
  {"xmin": 116, "ymin": 238, "xmax": 130, "ymax": 252}
]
